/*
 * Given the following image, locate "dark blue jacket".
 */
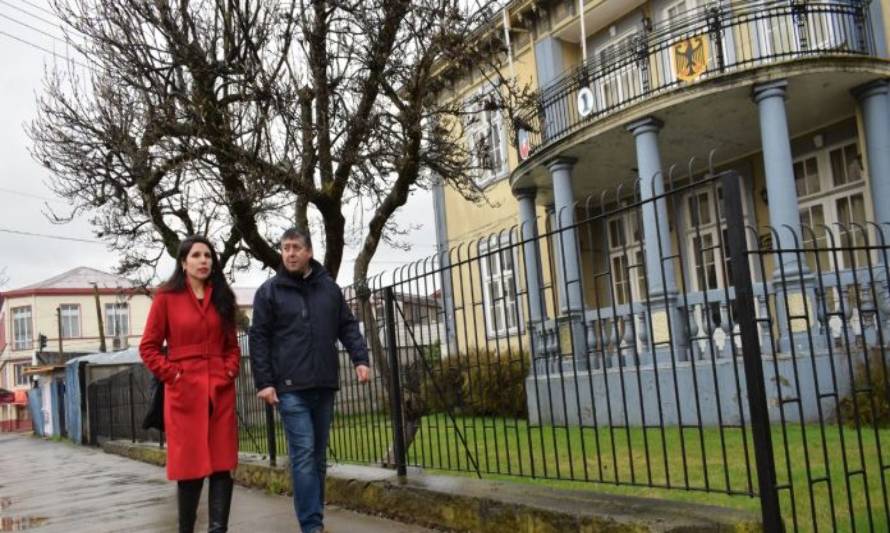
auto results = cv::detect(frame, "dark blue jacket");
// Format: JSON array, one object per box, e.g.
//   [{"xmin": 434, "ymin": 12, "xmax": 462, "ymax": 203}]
[{"xmin": 248, "ymin": 259, "xmax": 369, "ymax": 392}]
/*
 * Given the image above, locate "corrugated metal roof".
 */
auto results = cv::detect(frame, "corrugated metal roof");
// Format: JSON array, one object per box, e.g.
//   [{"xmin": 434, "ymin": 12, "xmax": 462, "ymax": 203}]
[
  {"xmin": 11, "ymin": 266, "xmax": 138, "ymax": 291},
  {"xmin": 66, "ymin": 347, "xmax": 142, "ymax": 366}
]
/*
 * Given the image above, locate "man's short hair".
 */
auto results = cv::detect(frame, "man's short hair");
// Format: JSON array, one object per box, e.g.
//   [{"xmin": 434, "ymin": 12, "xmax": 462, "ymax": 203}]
[{"xmin": 280, "ymin": 227, "xmax": 313, "ymax": 250}]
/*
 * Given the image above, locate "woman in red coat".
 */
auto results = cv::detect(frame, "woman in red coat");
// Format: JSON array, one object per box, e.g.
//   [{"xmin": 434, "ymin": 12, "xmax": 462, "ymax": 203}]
[{"xmin": 140, "ymin": 236, "xmax": 241, "ymax": 533}]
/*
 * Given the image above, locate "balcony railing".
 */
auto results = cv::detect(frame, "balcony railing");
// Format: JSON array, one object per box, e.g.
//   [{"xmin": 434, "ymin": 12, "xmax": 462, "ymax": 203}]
[{"xmin": 514, "ymin": 0, "xmax": 875, "ymax": 161}]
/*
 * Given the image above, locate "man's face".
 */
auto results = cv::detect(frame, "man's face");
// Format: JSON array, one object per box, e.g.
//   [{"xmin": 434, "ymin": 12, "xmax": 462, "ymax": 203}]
[{"xmin": 281, "ymin": 237, "xmax": 313, "ymax": 274}]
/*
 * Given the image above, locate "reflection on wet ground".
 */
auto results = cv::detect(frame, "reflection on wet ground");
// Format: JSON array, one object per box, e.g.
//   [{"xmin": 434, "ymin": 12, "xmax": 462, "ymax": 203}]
[
  {"xmin": 0, "ymin": 433, "xmax": 432, "ymax": 532},
  {"xmin": 0, "ymin": 516, "xmax": 49, "ymax": 531}
]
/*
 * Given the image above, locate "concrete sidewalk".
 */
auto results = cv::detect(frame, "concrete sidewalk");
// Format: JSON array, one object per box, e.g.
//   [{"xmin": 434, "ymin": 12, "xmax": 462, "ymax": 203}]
[{"xmin": 0, "ymin": 433, "xmax": 434, "ymax": 532}]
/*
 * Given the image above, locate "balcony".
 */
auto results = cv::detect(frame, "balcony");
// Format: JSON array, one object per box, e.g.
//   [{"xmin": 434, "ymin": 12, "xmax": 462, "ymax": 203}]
[{"xmin": 514, "ymin": 0, "xmax": 876, "ymax": 167}]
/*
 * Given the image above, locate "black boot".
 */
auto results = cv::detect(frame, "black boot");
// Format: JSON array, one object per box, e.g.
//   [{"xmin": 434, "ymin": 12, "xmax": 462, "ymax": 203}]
[
  {"xmin": 208, "ymin": 471, "xmax": 234, "ymax": 533},
  {"xmin": 177, "ymin": 478, "xmax": 204, "ymax": 533}
]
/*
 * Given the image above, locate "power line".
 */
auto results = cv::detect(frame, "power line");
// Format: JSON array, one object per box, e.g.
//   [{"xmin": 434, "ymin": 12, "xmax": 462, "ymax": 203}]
[
  {"xmin": 16, "ymin": 0, "xmax": 56, "ymax": 19},
  {"xmin": 0, "ymin": 0, "xmax": 61, "ymax": 30},
  {"xmin": 0, "ymin": 29, "xmax": 92, "ymax": 71},
  {"xmin": 0, "ymin": 187, "xmax": 65, "ymax": 204},
  {"xmin": 0, "ymin": 10, "xmax": 67, "ymax": 44},
  {"xmin": 0, "ymin": 227, "xmax": 105, "ymax": 245}
]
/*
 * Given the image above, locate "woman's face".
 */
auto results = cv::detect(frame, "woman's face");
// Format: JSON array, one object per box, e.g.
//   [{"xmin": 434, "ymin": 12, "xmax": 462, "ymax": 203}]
[{"xmin": 182, "ymin": 242, "xmax": 213, "ymax": 283}]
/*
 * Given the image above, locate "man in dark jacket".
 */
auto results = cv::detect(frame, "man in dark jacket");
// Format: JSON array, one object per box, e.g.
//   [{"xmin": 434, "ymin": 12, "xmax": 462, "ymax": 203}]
[{"xmin": 249, "ymin": 227, "xmax": 370, "ymax": 533}]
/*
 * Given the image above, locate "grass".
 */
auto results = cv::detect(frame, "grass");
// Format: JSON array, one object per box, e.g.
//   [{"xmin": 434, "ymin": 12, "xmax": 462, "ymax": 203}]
[{"xmin": 240, "ymin": 412, "xmax": 890, "ymax": 532}]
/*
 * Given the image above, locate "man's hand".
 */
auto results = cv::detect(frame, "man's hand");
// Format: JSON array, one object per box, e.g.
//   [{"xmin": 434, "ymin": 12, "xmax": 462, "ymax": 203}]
[
  {"xmin": 355, "ymin": 364, "xmax": 371, "ymax": 384},
  {"xmin": 257, "ymin": 386, "xmax": 279, "ymax": 405}
]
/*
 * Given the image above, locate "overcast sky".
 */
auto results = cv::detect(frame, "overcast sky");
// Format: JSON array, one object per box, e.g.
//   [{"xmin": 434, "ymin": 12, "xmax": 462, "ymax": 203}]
[{"xmin": 0, "ymin": 1, "xmax": 438, "ymax": 291}]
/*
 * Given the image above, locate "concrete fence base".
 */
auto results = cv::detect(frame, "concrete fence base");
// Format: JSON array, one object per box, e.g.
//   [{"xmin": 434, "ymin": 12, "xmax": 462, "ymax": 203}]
[{"xmin": 102, "ymin": 440, "xmax": 761, "ymax": 532}]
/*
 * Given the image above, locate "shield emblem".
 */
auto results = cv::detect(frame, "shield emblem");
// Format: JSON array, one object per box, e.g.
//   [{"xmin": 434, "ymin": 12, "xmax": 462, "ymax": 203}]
[
  {"xmin": 672, "ymin": 35, "xmax": 709, "ymax": 82},
  {"xmin": 518, "ymin": 129, "xmax": 530, "ymax": 160}
]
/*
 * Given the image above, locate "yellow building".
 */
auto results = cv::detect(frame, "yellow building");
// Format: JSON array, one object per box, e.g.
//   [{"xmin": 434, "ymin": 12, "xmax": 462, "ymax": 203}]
[{"xmin": 424, "ymin": 0, "xmax": 890, "ymax": 430}]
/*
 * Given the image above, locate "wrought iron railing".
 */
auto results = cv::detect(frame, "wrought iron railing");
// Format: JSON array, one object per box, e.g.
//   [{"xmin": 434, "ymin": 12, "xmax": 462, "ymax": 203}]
[{"xmin": 514, "ymin": 0, "xmax": 875, "ymax": 161}]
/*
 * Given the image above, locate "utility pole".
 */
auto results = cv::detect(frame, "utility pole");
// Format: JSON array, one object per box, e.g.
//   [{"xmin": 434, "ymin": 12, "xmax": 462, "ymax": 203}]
[
  {"xmin": 92, "ymin": 282, "xmax": 106, "ymax": 352},
  {"xmin": 56, "ymin": 306, "xmax": 64, "ymax": 357}
]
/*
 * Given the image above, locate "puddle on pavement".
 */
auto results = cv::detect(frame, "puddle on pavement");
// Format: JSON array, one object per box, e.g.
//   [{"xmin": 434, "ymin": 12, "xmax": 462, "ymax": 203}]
[{"xmin": 0, "ymin": 517, "xmax": 49, "ymax": 531}]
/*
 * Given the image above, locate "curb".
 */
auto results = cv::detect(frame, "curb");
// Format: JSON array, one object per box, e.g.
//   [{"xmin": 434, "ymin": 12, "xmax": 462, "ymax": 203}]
[{"xmin": 101, "ymin": 440, "xmax": 762, "ymax": 532}]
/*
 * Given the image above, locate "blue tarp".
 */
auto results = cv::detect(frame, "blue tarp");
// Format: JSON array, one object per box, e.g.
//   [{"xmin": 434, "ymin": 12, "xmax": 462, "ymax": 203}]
[
  {"xmin": 27, "ymin": 388, "xmax": 43, "ymax": 437},
  {"xmin": 64, "ymin": 363, "xmax": 83, "ymax": 443},
  {"xmin": 50, "ymin": 381, "xmax": 61, "ymax": 437}
]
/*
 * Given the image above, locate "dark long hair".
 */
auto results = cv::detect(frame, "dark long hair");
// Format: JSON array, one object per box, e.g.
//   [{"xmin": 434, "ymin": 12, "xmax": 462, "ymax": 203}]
[{"xmin": 159, "ymin": 236, "xmax": 237, "ymax": 326}]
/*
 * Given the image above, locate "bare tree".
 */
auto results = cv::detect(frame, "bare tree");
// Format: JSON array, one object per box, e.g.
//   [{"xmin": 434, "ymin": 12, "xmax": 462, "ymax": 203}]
[
  {"xmin": 0, "ymin": 266, "xmax": 8, "ymax": 289},
  {"xmin": 31, "ymin": 0, "xmax": 528, "ymax": 279}
]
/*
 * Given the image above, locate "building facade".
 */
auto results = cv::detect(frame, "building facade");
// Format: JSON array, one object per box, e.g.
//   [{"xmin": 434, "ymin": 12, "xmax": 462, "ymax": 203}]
[
  {"xmin": 0, "ymin": 267, "xmax": 152, "ymax": 428},
  {"xmin": 430, "ymin": 0, "xmax": 890, "ymax": 425}
]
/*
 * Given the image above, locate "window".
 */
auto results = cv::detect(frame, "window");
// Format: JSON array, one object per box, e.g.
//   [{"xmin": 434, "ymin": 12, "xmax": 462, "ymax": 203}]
[
  {"xmin": 835, "ymin": 193, "xmax": 868, "ymax": 269},
  {"xmin": 479, "ymin": 238, "xmax": 521, "ymax": 337},
  {"xmin": 830, "ymin": 143, "xmax": 862, "ymax": 187},
  {"xmin": 794, "ymin": 156, "xmax": 821, "ymax": 198},
  {"xmin": 799, "ymin": 204, "xmax": 829, "ymax": 271},
  {"xmin": 693, "ymin": 234, "xmax": 718, "ymax": 291},
  {"xmin": 465, "ymin": 91, "xmax": 507, "ymax": 186},
  {"xmin": 684, "ymin": 187, "xmax": 735, "ymax": 291},
  {"xmin": 756, "ymin": 5, "xmax": 800, "ymax": 58},
  {"xmin": 595, "ymin": 31, "xmax": 643, "ymax": 112},
  {"xmin": 13, "ymin": 362, "xmax": 29, "ymax": 387},
  {"xmin": 12, "ymin": 306, "xmax": 32, "ymax": 351},
  {"xmin": 688, "ymin": 190, "xmax": 713, "ymax": 226},
  {"xmin": 795, "ymin": 140, "xmax": 870, "ymax": 272},
  {"xmin": 607, "ymin": 213, "xmax": 646, "ymax": 306},
  {"xmin": 59, "ymin": 304, "xmax": 80, "ymax": 338},
  {"xmin": 105, "ymin": 302, "xmax": 129, "ymax": 338}
]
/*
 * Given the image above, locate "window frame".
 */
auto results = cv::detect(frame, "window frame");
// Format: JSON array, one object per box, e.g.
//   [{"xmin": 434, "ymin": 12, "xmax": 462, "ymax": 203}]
[
  {"xmin": 478, "ymin": 235, "xmax": 523, "ymax": 339},
  {"xmin": 104, "ymin": 302, "xmax": 130, "ymax": 339},
  {"xmin": 683, "ymin": 186, "xmax": 737, "ymax": 292},
  {"xmin": 464, "ymin": 88, "xmax": 509, "ymax": 188},
  {"xmin": 594, "ymin": 29, "xmax": 645, "ymax": 113},
  {"xmin": 13, "ymin": 361, "xmax": 30, "ymax": 387},
  {"xmin": 59, "ymin": 303, "xmax": 81, "ymax": 339},
  {"xmin": 795, "ymin": 139, "xmax": 871, "ymax": 272},
  {"xmin": 11, "ymin": 306, "xmax": 33, "ymax": 351},
  {"xmin": 606, "ymin": 211, "xmax": 646, "ymax": 306}
]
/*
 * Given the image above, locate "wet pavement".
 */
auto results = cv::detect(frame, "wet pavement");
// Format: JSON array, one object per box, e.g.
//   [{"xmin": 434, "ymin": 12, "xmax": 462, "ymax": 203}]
[{"xmin": 0, "ymin": 433, "xmax": 434, "ymax": 532}]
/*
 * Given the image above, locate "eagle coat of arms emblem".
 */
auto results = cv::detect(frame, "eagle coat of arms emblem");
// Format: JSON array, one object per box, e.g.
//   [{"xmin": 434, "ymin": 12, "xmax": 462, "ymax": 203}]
[{"xmin": 672, "ymin": 35, "xmax": 710, "ymax": 81}]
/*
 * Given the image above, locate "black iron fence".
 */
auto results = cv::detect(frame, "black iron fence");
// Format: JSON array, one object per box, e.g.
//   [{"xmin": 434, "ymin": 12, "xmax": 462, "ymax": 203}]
[
  {"xmin": 86, "ymin": 169, "xmax": 890, "ymax": 531},
  {"xmin": 515, "ymin": 0, "xmax": 874, "ymax": 160}
]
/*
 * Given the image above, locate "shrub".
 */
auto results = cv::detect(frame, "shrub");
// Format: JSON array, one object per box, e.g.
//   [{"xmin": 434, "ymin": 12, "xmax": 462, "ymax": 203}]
[
  {"xmin": 839, "ymin": 349, "xmax": 890, "ymax": 427},
  {"xmin": 416, "ymin": 348, "xmax": 529, "ymax": 419}
]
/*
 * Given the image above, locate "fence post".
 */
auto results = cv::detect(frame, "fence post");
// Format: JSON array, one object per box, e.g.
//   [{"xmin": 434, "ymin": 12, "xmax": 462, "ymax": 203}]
[
  {"xmin": 383, "ymin": 287, "xmax": 407, "ymax": 476},
  {"xmin": 265, "ymin": 404, "xmax": 277, "ymax": 467},
  {"xmin": 107, "ymin": 380, "xmax": 114, "ymax": 441},
  {"xmin": 721, "ymin": 171, "xmax": 783, "ymax": 532},
  {"xmin": 128, "ymin": 371, "xmax": 136, "ymax": 443}
]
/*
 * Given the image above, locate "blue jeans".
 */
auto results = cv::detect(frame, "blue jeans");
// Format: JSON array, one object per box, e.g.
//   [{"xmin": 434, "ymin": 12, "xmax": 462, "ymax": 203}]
[{"xmin": 278, "ymin": 389, "xmax": 335, "ymax": 533}]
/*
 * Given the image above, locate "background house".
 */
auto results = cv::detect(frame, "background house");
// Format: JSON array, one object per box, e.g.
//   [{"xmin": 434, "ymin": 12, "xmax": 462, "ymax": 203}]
[{"xmin": 0, "ymin": 267, "xmax": 152, "ymax": 431}]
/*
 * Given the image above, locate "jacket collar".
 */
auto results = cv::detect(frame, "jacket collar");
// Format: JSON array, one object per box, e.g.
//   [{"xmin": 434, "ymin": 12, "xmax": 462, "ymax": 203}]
[
  {"xmin": 185, "ymin": 281, "xmax": 213, "ymax": 316},
  {"xmin": 274, "ymin": 259, "xmax": 326, "ymax": 288}
]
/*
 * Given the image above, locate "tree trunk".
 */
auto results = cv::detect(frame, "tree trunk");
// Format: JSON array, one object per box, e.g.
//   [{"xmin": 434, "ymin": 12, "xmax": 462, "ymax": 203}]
[{"xmin": 295, "ymin": 194, "xmax": 309, "ymax": 230}]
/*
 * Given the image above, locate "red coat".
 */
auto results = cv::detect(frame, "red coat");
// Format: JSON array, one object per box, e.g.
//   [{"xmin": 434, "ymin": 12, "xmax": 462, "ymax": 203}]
[{"xmin": 139, "ymin": 284, "xmax": 240, "ymax": 480}]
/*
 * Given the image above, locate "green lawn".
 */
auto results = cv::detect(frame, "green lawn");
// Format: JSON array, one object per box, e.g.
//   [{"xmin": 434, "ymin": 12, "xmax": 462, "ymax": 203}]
[{"xmin": 241, "ymin": 413, "xmax": 890, "ymax": 532}]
